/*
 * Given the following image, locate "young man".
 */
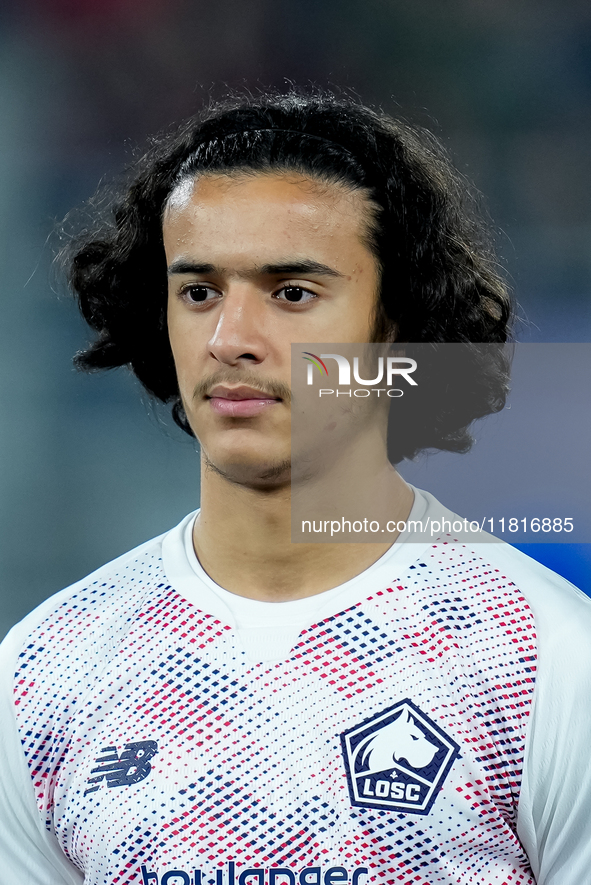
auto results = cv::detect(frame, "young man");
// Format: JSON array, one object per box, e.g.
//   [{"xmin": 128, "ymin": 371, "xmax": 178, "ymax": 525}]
[{"xmin": 0, "ymin": 94, "xmax": 589, "ymax": 885}]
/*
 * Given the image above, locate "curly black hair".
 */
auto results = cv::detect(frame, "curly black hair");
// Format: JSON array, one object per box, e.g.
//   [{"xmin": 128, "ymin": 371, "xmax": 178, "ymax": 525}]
[{"xmin": 63, "ymin": 90, "xmax": 512, "ymax": 462}]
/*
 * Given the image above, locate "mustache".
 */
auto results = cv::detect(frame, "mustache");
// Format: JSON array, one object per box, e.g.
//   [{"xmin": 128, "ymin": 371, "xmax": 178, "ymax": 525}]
[{"xmin": 193, "ymin": 370, "xmax": 292, "ymax": 405}]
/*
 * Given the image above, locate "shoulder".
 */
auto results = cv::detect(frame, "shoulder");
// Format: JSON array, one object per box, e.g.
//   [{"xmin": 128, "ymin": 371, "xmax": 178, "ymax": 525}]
[
  {"xmin": 466, "ymin": 541, "xmax": 591, "ymax": 730},
  {"xmin": 0, "ymin": 514, "xmax": 195, "ymax": 704},
  {"xmin": 413, "ymin": 487, "xmax": 591, "ymax": 648},
  {"xmin": 466, "ymin": 540, "xmax": 591, "ymax": 660},
  {"xmin": 411, "ymin": 487, "xmax": 591, "ymax": 730}
]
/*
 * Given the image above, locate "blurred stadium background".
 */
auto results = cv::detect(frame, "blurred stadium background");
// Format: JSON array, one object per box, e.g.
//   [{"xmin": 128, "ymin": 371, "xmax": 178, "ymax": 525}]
[{"xmin": 1, "ymin": 0, "xmax": 591, "ymax": 637}]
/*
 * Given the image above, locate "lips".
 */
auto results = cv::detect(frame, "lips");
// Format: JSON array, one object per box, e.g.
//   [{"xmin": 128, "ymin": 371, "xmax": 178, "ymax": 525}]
[{"xmin": 206, "ymin": 385, "xmax": 281, "ymax": 418}]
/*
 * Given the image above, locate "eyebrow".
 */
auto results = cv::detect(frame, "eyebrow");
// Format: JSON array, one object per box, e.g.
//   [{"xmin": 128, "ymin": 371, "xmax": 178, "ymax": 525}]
[{"xmin": 167, "ymin": 259, "xmax": 343, "ymax": 279}]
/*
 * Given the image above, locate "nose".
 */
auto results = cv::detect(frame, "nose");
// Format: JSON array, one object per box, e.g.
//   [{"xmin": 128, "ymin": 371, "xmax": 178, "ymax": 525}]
[{"xmin": 207, "ymin": 285, "xmax": 268, "ymax": 366}]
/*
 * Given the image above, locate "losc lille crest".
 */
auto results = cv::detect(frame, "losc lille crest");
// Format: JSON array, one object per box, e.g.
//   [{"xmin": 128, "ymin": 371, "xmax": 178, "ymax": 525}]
[{"xmin": 341, "ymin": 699, "xmax": 460, "ymax": 815}]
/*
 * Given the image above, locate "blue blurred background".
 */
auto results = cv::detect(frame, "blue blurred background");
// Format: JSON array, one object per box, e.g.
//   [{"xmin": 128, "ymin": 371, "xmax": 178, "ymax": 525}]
[{"xmin": 1, "ymin": 0, "xmax": 590, "ymax": 637}]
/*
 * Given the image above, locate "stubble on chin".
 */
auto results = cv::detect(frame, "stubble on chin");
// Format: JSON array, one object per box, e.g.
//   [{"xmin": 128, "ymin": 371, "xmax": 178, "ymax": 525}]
[
  {"xmin": 190, "ymin": 368, "xmax": 293, "ymax": 491},
  {"xmin": 202, "ymin": 449, "xmax": 292, "ymax": 491}
]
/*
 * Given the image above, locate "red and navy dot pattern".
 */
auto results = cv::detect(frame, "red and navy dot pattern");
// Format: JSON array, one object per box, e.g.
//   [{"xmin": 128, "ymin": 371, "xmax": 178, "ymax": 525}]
[{"xmin": 14, "ymin": 541, "xmax": 537, "ymax": 884}]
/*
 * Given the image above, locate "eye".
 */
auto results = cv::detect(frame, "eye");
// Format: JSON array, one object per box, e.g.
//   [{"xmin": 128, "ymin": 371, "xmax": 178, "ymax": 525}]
[
  {"xmin": 179, "ymin": 284, "xmax": 220, "ymax": 305},
  {"xmin": 274, "ymin": 285, "xmax": 317, "ymax": 305}
]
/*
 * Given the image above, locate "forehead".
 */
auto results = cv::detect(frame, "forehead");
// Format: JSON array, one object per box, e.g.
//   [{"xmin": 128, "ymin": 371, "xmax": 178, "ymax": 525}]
[{"xmin": 162, "ymin": 171, "xmax": 376, "ymax": 258}]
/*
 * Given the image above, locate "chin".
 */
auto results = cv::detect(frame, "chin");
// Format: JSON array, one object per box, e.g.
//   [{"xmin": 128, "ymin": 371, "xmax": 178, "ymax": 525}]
[{"xmin": 203, "ymin": 451, "xmax": 292, "ymax": 491}]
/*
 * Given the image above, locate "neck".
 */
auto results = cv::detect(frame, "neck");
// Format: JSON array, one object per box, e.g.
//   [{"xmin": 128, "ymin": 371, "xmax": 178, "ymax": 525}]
[{"xmin": 193, "ymin": 440, "xmax": 414, "ymax": 603}]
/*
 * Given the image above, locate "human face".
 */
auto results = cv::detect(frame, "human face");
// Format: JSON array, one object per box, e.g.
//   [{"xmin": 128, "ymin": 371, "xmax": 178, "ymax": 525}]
[{"xmin": 164, "ymin": 171, "xmax": 381, "ymax": 489}]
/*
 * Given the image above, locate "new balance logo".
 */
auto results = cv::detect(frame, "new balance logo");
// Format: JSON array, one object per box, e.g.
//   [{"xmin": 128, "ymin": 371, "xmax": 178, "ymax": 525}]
[
  {"xmin": 341, "ymin": 700, "xmax": 460, "ymax": 815},
  {"xmin": 84, "ymin": 740, "xmax": 158, "ymax": 796}
]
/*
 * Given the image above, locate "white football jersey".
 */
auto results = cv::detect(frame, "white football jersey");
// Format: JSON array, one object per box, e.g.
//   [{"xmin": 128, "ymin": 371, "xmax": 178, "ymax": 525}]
[{"xmin": 1, "ymin": 488, "xmax": 591, "ymax": 885}]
